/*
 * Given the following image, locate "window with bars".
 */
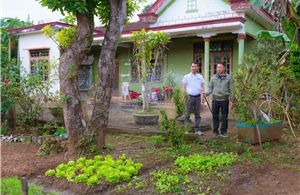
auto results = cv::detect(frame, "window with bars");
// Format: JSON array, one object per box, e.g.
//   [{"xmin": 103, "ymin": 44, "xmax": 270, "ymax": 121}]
[
  {"xmin": 131, "ymin": 59, "xmax": 164, "ymax": 83},
  {"xmin": 30, "ymin": 50, "xmax": 50, "ymax": 82},
  {"xmin": 187, "ymin": 0, "xmax": 198, "ymax": 12}
]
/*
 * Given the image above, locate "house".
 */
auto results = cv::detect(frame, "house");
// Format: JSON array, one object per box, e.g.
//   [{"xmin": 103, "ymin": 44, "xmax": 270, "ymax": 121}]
[{"xmin": 7, "ymin": 0, "xmax": 274, "ymax": 96}]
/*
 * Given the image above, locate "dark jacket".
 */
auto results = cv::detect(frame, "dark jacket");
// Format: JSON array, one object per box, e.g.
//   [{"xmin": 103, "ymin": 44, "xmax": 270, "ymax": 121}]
[{"xmin": 206, "ymin": 73, "xmax": 234, "ymax": 101}]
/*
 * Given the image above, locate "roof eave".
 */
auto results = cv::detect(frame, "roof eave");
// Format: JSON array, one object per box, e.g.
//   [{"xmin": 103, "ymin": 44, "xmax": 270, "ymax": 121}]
[{"xmin": 231, "ymin": 3, "xmax": 275, "ymax": 29}]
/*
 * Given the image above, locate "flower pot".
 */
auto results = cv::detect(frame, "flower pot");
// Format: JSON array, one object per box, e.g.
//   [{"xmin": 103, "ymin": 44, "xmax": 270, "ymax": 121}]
[
  {"xmin": 133, "ymin": 113, "xmax": 159, "ymax": 125},
  {"xmin": 236, "ymin": 121, "xmax": 283, "ymax": 144}
]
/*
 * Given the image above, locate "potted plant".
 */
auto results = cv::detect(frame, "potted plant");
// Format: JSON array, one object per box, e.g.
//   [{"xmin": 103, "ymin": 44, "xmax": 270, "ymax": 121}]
[
  {"xmin": 47, "ymin": 91, "xmax": 64, "ymax": 122},
  {"xmin": 232, "ymin": 37, "xmax": 287, "ymax": 147},
  {"xmin": 130, "ymin": 29, "xmax": 170, "ymax": 125}
]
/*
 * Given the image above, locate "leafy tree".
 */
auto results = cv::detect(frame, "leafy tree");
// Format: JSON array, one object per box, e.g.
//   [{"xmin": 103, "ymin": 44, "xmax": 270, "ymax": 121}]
[
  {"xmin": 130, "ymin": 29, "xmax": 170, "ymax": 112},
  {"xmin": 263, "ymin": 0, "xmax": 300, "ymax": 44},
  {"xmin": 37, "ymin": 0, "xmax": 144, "ymax": 153},
  {"xmin": 1, "ymin": 17, "xmax": 32, "ymax": 79},
  {"xmin": 262, "ymin": 0, "xmax": 300, "ymax": 127}
]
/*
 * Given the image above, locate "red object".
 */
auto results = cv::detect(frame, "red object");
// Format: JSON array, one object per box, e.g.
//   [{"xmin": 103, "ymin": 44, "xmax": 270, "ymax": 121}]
[
  {"xmin": 152, "ymin": 88, "xmax": 160, "ymax": 92},
  {"xmin": 164, "ymin": 86, "xmax": 172, "ymax": 92},
  {"xmin": 4, "ymin": 79, "xmax": 9, "ymax": 84},
  {"xmin": 130, "ymin": 91, "xmax": 138, "ymax": 99}
]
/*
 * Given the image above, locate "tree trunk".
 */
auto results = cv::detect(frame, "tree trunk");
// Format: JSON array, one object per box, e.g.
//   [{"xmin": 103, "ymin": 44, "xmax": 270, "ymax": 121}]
[
  {"xmin": 60, "ymin": 12, "xmax": 94, "ymax": 153},
  {"xmin": 89, "ymin": 0, "xmax": 127, "ymax": 149}
]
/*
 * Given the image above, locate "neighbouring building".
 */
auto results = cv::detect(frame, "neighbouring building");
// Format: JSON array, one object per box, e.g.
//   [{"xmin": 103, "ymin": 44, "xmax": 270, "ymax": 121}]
[{"xmin": 7, "ymin": 0, "xmax": 274, "ymax": 96}]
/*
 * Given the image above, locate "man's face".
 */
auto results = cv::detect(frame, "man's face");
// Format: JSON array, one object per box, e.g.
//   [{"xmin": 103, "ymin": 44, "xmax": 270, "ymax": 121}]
[
  {"xmin": 216, "ymin": 64, "xmax": 226, "ymax": 74},
  {"xmin": 190, "ymin": 63, "xmax": 198, "ymax": 73}
]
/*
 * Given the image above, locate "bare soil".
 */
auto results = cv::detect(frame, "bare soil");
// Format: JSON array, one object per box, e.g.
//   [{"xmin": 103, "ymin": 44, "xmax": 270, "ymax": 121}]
[{"xmin": 1, "ymin": 103, "xmax": 300, "ymax": 195}]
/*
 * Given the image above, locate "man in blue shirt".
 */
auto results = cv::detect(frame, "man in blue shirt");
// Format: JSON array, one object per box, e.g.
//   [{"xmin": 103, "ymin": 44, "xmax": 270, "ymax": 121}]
[{"xmin": 182, "ymin": 62, "xmax": 205, "ymax": 135}]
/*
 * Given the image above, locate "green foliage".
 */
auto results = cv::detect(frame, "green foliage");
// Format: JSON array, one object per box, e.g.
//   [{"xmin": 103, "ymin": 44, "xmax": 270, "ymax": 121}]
[
  {"xmin": 1, "ymin": 65, "xmax": 56, "ymax": 128},
  {"xmin": 77, "ymin": 132, "xmax": 100, "ymax": 156},
  {"xmin": 150, "ymin": 152, "xmax": 237, "ymax": 194},
  {"xmin": 45, "ymin": 154, "xmax": 143, "ymax": 186},
  {"xmin": 172, "ymin": 86, "xmax": 187, "ymax": 118},
  {"xmin": 42, "ymin": 24, "xmax": 76, "ymax": 51},
  {"xmin": 1, "ymin": 176, "xmax": 60, "ymax": 195},
  {"xmin": 67, "ymin": 64, "xmax": 77, "ymax": 78},
  {"xmin": 1, "ymin": 17, "xmax": 32, "ymax": 72},
  {"xmin": 130, "ymin": 29, "xmax": 170, "ymax": 112},
  {"xmin": 39, "ymin": 136, "xmax": 67, "ymax": 156},
  {"xmin": 38, "ymin": 0, "xmax": 144, "ymax": 26},
  {"xmin": 1, "ymin": 127, "xmax": 8, "ymax": 135},
  {"xmin": 97, "ymin": 0, "xmax": 145, "ymax": 26},
  {"xmin": 164, "ymin": 70, "xmax": 178, "ymax": 89},
  {"xmin": 150, "ymin": 135, "xmax": 165, "ymax": 146},
  {"xmin": 232, "ymin": 38, "xmax": 286, "ymax": 122},
  {"xmin": 159, "ymin": 109, "xmax": 186, "ymax": 148}
]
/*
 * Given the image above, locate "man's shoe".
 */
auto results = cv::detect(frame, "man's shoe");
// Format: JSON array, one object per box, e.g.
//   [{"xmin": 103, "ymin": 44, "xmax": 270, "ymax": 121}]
[
  {"xmin": 212, "ymin": 133, "xmax": 219, "ymax": 138},
  {"xmin": 195, "ymin": 131, "xmax": 203, "ymax": 135},
  {"xmin": 221, "ymin": 133, "xmax": 228, "ymax": 137}
]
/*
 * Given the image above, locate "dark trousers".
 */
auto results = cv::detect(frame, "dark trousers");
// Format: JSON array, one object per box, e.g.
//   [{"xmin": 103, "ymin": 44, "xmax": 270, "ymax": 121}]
[
  {"xmin": 212, "ymin": 100, "xmax": 229, "ymax": 134},
  {"xmin": 185, "ymin": 96, "xmax": 201, "ymax": 131}
]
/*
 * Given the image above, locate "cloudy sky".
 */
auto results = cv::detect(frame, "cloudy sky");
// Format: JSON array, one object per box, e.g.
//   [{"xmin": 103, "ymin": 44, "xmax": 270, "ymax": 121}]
[{"xmin": 1, "ymin": 0, "xmax": 155, "ymax": 25}]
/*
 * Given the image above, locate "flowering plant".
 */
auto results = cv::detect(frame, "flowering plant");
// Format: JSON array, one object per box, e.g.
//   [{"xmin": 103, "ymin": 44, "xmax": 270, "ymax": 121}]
[{"xmin": 91, "ymin": 84, "xmax": 97, "ymax": 96}]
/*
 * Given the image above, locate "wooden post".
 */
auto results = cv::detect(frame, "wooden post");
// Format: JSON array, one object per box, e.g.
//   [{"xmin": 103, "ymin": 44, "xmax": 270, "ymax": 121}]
[{"xmin": 21, "ymin": 177, "xmax": 28, "ymax": 195}]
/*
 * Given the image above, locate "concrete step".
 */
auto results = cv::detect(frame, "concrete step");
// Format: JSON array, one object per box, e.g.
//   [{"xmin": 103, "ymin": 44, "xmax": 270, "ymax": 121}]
[{"xmin": 88, "ymin": 97, "xmax": 175, "ymax": 110}]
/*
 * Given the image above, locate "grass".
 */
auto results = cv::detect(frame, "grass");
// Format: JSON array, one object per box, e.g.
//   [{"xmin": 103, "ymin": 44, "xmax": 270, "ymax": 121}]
[
  {"xmin": 1, "ymin": 177, "xmax": 61, "ymax": 195},
  {"xmin": 3, "ymin": 125, "xmax": 299, "ymax": 195}
]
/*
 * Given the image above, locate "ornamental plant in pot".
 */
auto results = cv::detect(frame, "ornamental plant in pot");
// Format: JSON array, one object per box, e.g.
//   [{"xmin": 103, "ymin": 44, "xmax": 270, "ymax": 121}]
[
  {"xmin": 47, "ymin": 91, "xmax": 64, "ymax": 123},
  {"xmin": 130, "ymin": 29, "xmax": 170, "ymax": 125},
  {"xmin": 232, "ymin": 37, "xmax": 288, "ymax": 147}
]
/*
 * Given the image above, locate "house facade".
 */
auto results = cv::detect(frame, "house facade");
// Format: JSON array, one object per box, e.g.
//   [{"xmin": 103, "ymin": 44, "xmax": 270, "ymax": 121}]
[{"xmin": 7, "ymin": 0, "xmax": 274, "ymax": 96}]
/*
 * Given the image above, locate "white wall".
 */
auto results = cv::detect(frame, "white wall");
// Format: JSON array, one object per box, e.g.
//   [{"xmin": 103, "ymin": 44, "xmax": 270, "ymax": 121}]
[
  {"xmin": 19, "ymin": 32, "xmax": 60, "ymax": 93},
  {"xmin": 151, "ymin": 0, "xmax": 239, "ymax": 27}
]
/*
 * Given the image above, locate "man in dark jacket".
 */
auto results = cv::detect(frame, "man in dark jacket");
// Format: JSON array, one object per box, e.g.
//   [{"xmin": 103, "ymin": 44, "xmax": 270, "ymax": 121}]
[{"xmin": 203, "ymin": 62, "xmax": 234, "ymax": 138}]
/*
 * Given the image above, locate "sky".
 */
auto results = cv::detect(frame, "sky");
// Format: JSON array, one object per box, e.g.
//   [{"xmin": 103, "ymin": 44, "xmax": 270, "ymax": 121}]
[{"xmin": 1, "ymin": 0, "xmax": 156, "ymax": 25}]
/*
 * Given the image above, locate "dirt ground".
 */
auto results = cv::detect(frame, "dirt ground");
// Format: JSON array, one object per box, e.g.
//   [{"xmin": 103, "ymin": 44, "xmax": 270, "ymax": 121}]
[{"xmin": 1, "ymin": 101, "xmax": 300, "ymax": 195}]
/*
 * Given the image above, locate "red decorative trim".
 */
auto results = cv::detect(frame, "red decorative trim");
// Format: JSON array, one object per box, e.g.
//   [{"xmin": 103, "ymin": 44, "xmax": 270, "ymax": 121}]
[
  {"xmin": 93, "ymin": 17, "xmax": 246, "ymax": 38},
  {"xmin": 228, "ymin": 0, "xmax": 248, "ymax": 4},
  {"xmin": 7, "ymin": 22, "xmax": 72, "ymax": 34},
  {"xmin": 204, "ymin": 37, "xmax": 211, "ymax": 42},
  {"xmin": 147, "ymin": 0, "xmax": 167, "ymax": 13},
  {"xmin": 237, "ymin": 33, "xmax": 246, "ymax": 40},
  {"xmin": 138, "ymin": 13, "xmax": 158, "ymax": 24},
  {"xmin": 231, "ymin": 3, "xmax": 274, "ymax": 24}
]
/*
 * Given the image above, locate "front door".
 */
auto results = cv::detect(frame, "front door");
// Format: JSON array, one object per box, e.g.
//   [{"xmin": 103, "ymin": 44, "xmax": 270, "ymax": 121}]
[
  {"xmin": 210, "ymin": 52, "xmax": 232, "ymax": 76},
  {"xmin": 194, "ymin": 41, "xmax": 233, "ymax": 79},
  {"xmin": 112, "ymin": 60, "xmax": 119, "ymax": 96}
]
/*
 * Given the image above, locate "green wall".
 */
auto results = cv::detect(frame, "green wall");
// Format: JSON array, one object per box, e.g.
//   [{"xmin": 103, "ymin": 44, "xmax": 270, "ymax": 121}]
[
  {"xmin": 245, "ymin": 15, "xmax": 266, "ymax": 38},
  {"xmin": 90, "ymin": 34, "xmax": 255, "ymax": 96}
]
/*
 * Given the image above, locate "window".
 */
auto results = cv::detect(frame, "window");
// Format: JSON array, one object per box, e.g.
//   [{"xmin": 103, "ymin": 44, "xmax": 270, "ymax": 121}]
[
  {"xmin": 131, "ymin": 59, "xmax": 164, "ymax": 83},
  {"xmin": 30, "ymin": 50, "xmax": 50, "ymax": 82},
  {"xmin": 187, "ymin": 0, "xmax": 198, "ymax": 12}
]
